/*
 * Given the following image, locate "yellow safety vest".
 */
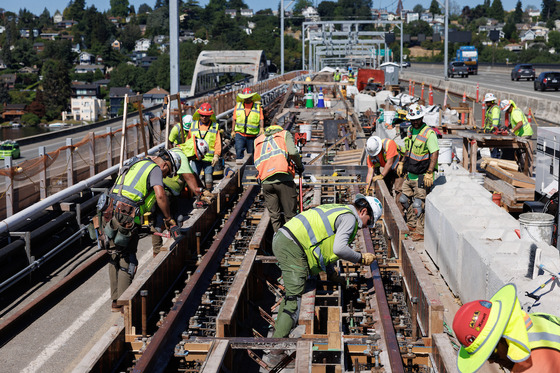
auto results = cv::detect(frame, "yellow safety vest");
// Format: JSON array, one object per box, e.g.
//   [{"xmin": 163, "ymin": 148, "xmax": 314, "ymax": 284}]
[
  {"xmin": 404, "ymin": 125, "xmax": 436, "ymax": 175},
  {"xmin": 333, "ymin": 72, "xmax": 341, "ymax": 82},
  {"xmin": 234, "ymin": 102, "xmax": 261, "ymax": 135},
  {"xmin": 169, "ymin": 123, "xmax": 185, "ymax": 145},
  {"xmin": 510, "ymin": 107, "xmax": 533, "ymax": 137},
  {"xmin": 190, "ymin": 120, "xmax": 218, "ymax": 162},
  {"xmin": 484, "ymin": 104, "xmax": 501, "ymax": 130},
  {"xmin": 283, "ymin": 205, "xmax": 359, "ymax": 275}
]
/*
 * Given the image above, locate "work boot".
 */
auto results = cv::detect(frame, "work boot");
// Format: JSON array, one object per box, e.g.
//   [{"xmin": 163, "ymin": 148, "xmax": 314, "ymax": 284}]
[{"xmin": 111, "ymin": 300, "xmax": 122, "ymax": 312}]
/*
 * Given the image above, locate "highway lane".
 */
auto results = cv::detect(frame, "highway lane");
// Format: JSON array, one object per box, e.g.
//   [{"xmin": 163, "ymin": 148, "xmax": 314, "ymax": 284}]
[{"xmin": 406, "ymin": 64, "xmax": 560, "ymax": 102}]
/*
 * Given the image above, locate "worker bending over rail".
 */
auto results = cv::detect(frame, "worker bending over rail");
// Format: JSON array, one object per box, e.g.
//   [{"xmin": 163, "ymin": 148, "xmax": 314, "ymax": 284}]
[
  {"xmin": 98, "ymin": 149, "xmax": 181, "ymax": 311},
  {"xmin": 397, "ymin": 104, "xmax": 439, "ymax": 240},
  {"xmin": 254, "ymin": 124, "xmax": 304, "ymax": 232},
  {"xmin": 365, "ymin": 135, "xmax": 402, "ymax": 196},
  {"xmin": 500, "ymin": 99, "xmax": 533, "ymax": 138},
  {"xmin": 266, "ymin": 195, "xmax": 382, "ymax": 364},
  {"xmin": 453, "ymin": 283, "xmax": 560, "ymax": 373}
]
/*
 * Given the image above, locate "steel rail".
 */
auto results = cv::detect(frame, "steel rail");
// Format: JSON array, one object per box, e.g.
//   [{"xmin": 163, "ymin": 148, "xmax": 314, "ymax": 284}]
[{"xmin": 133, "ymin": 184, "xmax": 260, "ymax": 373}]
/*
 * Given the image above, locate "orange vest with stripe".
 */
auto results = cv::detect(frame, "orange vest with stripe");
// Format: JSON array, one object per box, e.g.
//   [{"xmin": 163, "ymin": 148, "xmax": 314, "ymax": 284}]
[{"xmin": 254, "ymin": 130, "xmax": 294, "ymax": 181}]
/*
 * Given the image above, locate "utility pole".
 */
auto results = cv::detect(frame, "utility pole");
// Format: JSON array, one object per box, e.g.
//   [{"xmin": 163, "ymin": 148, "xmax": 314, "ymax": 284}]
[
  {"xmin": 170, "ymin": 0, "xmax": 180, "ymax": 94},
  {"xmin": 444, "ymin": 0, "xmax": 449, "ymax": 80},
  {"xmin": 281, "ymin": 0, "xmax": 284, "ymax": 75}
]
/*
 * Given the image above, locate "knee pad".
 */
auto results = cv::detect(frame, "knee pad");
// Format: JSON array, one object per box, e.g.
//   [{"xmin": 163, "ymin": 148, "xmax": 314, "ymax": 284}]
[
  {"xmin": 399, "ymin": 194, "xmax": 411, "ymax": 210},
  {"xmin": 282, "ymin": 295, "xmax": 302, "ymax": 328},
  {"xmin": 412, "ymin": 198, "xmax": 423, "ymax": 217}
]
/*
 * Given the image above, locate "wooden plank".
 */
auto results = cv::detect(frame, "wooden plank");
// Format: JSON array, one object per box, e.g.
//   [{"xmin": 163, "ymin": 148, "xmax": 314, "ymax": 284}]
[
  {"xmin": 484, "ymin": 177, "xmax": 534, "ymax": 203},
  {"xmin": 248, "ymin": 209, "xmax": 270, "ymax": 250},
  {"xmin": 432, "ymin": 333, "xmax": 460, "ymax": 373},
  {"xmin": 216, "ymin": 250, "xmax": 257, "ymax": 337},
  {"xmin": 327, "ymin": 307, "xmax": 341, "ymax": 350},
  {"xmin": 75, "ymin": 323, "xmax": 125, "ymax": 372},
  {"xmin": 299, "ymin": 287, "xmax": 317, "ymax": 335},
  {"xmin": 295, "ymin": 340, "xmax": 313, "ymax": 373},
  {"xmin": 200, "ymin": 340, "xmax": 230, "ymax": 373},
  {"xmin": 485, "ymin": 164, "xmax": 535, "ymax": 189}
]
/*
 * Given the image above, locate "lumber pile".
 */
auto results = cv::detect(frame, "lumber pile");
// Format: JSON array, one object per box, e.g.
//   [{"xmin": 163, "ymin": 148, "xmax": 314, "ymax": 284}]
[
  {"xmin": 331, "ymin": 148, "xmax": 365, "ymax": 165},
  {"xmin": 480, "ymin": 157, "xmax": 534, "ymax": 211}
]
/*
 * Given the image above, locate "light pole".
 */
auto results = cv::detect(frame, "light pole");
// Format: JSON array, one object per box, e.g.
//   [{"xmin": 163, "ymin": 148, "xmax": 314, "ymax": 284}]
[{"xmin": 437, "ymin": 0, "xmax": 449, "ymax": 80}]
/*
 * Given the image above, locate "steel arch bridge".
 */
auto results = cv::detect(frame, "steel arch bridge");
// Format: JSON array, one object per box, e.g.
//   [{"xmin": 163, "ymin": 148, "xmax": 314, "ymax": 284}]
[{"xmin": 188, "ymin": 50, "xmax": 269, "ymax": 97}]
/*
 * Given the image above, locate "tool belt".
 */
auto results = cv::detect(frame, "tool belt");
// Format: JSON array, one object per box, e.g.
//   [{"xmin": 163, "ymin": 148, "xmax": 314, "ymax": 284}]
[{"xmin": 101, "ymin": 197, "xmax": 138, "ymax": 249}]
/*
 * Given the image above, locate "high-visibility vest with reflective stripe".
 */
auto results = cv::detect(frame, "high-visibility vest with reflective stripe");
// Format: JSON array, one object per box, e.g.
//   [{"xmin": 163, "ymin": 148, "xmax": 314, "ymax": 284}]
[
  {"xmin": 190, "ymin": 120, "xmax": 218, "ymax": 162},
  {"xmin": 334, "ymin": 72, "xmax": 341, "ymax": 82},
  {"xmin": 254, "ymin": 130, "xmax": 294, "ymax": 181},
  {"xmin": 511, "ymin": 107, "xmax": 533, "ymax": 137},
  {"xmin": 234, "ymin": 102, "xmax": 261, "ymax": 135},
  {"xmin": 169, "ymin": 123, "xmax": 185, "ymax": 145},
  {"xmin": 283, "ymin": 204, "xmax": 359, "ymax": 275},
  {"xmin": 484, "ymin": 104, "xmax": 501, "ymax": 130},
  {"xmin": 526, "ymin": 313, "xmax": 560, "ymax": 352},
  {"xmin": 404, "ymin": 125, "xmax": 436, "ymax": 175},
  {"xmin": 369, "ymin": 138, "xmax": 401, "ymax": 169}
]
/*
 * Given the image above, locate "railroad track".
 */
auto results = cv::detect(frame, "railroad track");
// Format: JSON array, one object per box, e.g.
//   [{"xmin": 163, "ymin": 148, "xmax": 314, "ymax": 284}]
[{"xmin": 0, "ymin": 75, "xmax": 459, "ymax": 373}]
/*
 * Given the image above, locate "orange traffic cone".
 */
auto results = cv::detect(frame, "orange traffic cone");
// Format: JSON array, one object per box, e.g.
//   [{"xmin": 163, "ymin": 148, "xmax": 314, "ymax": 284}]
[
  {"xmin": 428, "ymin": 85, "xmax": 433, "ymax": 105},
  {"xmin": 461, "ymin": 91, "xmax": 466, "ymax": 124}
]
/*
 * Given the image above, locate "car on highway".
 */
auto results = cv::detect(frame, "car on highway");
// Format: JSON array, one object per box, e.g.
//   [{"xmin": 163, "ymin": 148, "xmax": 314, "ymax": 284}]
[
  {"xmin": 400, "ymin": 61, "xmax": 411, "ymax": 68},
  {"xmin": 511, "ymin": 64, "xmax": 535, "ymax": 81},
  {"xmin": 534, "ymin": 72, "xmax": 560, "ymax": 91},
  {"xmin": 0, "ymin": 140, "xmax": 20, "ymax": 160},
  {"xmin": 448, "ymin": 61, "xmax": 469, "ymax": 78}
]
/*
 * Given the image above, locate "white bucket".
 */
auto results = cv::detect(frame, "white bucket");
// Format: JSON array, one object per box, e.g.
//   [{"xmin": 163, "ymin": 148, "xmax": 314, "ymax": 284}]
[
  {"xmin": 519, "ymin": 212, "xmax": 555, "ymax": 245},
  {"xmin": 300, "ymin": 124, "xmax": 312, "ymax": 141},
  {"xmin": 438, "ymin": 139, "xmax": 453, "ymax": 164},
  {"xmin": 384, "ymin": 111, "xmax": 396, "ymax": 126}
]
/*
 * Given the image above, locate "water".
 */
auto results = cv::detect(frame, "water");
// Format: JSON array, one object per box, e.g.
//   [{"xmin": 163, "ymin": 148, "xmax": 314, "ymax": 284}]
[{"xmin": 1, "ymin": 125, "xmax": 59, "ymax": 141}]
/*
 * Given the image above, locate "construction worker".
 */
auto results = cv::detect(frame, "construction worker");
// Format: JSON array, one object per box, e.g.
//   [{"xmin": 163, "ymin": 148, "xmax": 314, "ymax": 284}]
[
  {"xmin": 189, "ymin": 103, "xmax": 222, "ymax": 191},
  {"xmin": 397, "ymin": 103, "xmax": 439, "ymax": 240},
  {"xmin": 500, "ymin": 99, "xmax": 533, "ymax": 138},
  {"xmin": 266, "ymin": 195, "xmax": 382, "ymax": 364},
  {"xmin": 365, "ymin": 135, "xmax": 401, "ymax": 196},
  {"xmin": 483, "ymin": 93, "xmax": 501, "ymax": 133},
  {"xmin": 333, "ymin": 67, "xmax": 341, "ymax": 83},
  {"xmin": 232, "ymin": 88, "xmax": 264, "ymax": 160},
  {"xmin": 254, "ymin": 124, "xmax": 304, "ymax": 232},
  {"xmin": 452, "ymin": 283, "xmax": 560, "ymax": 373},
  {"xmin": 99, "ymin": 148, "xmax": 181, "ymax": 311},
  {"xmin": 152, "ymin": 138, "xmax": 210, "ymax": 256},
  {"xmin": 168, "ymin": 114, "xmax": 193, "ymax": 146}
]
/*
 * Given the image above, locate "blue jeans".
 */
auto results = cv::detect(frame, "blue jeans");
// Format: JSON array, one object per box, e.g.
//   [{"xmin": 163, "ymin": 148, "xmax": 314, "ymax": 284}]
[
  {"xmin": 190, "ymin": 160, "xmax": 213, "ymax": 188},
  {"xmin": 235, "ymin": 133, "xmax": 256, "ymax": 159}
]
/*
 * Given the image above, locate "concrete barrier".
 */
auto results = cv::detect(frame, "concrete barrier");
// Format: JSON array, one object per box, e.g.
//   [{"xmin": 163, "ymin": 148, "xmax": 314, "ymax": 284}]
[{"xmin": 400, "ymin": 71, "xmax": 560, "ymax": 124}]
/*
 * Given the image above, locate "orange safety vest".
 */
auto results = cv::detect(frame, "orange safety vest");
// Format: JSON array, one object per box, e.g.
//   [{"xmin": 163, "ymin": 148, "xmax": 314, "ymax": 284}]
[{"xmin": 254, "ymin": 130, "xmax": 294, "ymax": 181}]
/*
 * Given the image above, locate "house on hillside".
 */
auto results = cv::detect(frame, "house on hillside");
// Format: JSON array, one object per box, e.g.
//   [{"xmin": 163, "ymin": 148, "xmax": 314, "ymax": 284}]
[
  {"xmin": 74, "ymin": 64, "xmax": 105, "ymax": 74},
  {"xmin": 53, "ymin": 11, "xmax": 63, "ymax": 24},
  {"xmin": 504, "ymin": 43, "xmax": 523, "ymax": 52},
  {"xmin": 143, "ymin": 87, "xmax": 169, "ymax": 108},
  {"xmin": 528, "ymin": 9, "xmax": 540, "ymax": 18},
  {"xmin": 2, "ymin": 104, "xmax": 27, "ymax": 123},
  {"xmin": 139, "ymin": 56, "xmax": 158, "ymax": 69},
  {"xmin": 406, "ymin": 12, "xmax": 419, "ymax": 23},
  {"xmin": 135, "ymin": 38, "xmax": 151, "ymax": 52},
  {"xmin": 33, "ymin": 43, "xmax": 45, "ymax": 53},
  {"xmin": 79, "ymin": 52, "xmax": 94, "ymax": 65},
  {"xmin": 302, "ymin": 7, "xmax": 319, "ymax": 22},
  {"xmin": 109, "ymin": 87, "xmax": 134, "ymax": 118},
  {"xmin": 67, "ymin": 83, "xmax": 106, "ymax": 121},
  {"xmin": 520, "ymin": 29, "xmax": 536, "ymax": 42},
  {"xmin": 57, "ymin": 20, "xmax": 78, "ymax": 29},
  {"xmin": 225, "ymin": 9, "xmax": 237, "ymax": 18},
  {"xmin": 0, "ymin": 74, "xmax": 16, "ymax": 89},
  {"xmin": 0, "ymin": 58, "xmax": 6, "ymax": 70},
  {"xmin": 18, "ymin": 66, "xmax": 39, "ymax": 74},
  {"xmin": 240, "ymin": 9, "xmax": 254, "ymax": 17},
  {"xmin": 112, "ymin": 40, "xmax": 121, "ymax": 51},
  {"xmin": 40, "ymin": 32, "xmax": 59, "ymax": 40}
]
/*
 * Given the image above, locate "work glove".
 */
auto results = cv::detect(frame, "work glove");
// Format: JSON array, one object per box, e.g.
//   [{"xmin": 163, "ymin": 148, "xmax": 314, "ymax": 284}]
[
  {"xmin": 202, "ymin": 189, "xmax": 215, "ymax": 198},
  {"xmin": 424, "ymin": 171, "xmax": 434, "ymax": 188},
  {"xmin": 327, "ymin": 271, "xmax": 346, "ymax": 287},
  {"xmin": 211, "ymin": 154, "xmax": 219, "ymax": 167},
  {"xmin": 169, "ymin": 225, "xmax": 181, "ymax": 240},
  {"xmin": 360, "ymin": 253, "xmax": 375, "ymax": 266},
  {"xmin": 396, "ymin": 162, "xmax": 404, "ymax": 177},
  {"xmin": 164, "ymin": 218, "xmax": 177, "ymax": 230},
  {"xmin": 372, "ymin": 174, "xmax": 384, "ymax": 182}
]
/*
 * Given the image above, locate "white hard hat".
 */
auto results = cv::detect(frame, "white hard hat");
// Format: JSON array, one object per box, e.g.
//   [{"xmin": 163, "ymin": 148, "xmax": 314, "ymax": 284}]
[
  {"xmin": 182, "ymin": 114, "xmax": 193, "ymax": 124},
  {"xmin": 354, "ymin": 194, "xmax": 383, "ymax": 228},
  {"xmin": 499, "ymin": 99, "xmax": 512, "ymax": 111},
  {"xmin": 195, "ymin": 138, "xmax": 209, "ymax": 160},
  {"xmin": 484, "ymin": 93, "xmax": 497, "ymax": 102},
  {"xmin": 161, "ymin": 148, "xmax": 181, "ymax": 177},
  {"xmin": 407, "ymin": 103, "xmax": 424, "ymax": 120},
  {"xmin": 336, "ymin": 67, "xmax": 339, "ymax": 71},
  {"xmin": 366, "ymin": 136, "xmax": 382, "ymax": 157}
]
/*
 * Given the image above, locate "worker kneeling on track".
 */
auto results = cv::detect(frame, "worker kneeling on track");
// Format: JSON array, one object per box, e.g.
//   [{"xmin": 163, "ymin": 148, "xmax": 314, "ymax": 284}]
[
  {"xmin": 152, "ymin": 138, "xmax": 211, "ymax": 257},
  {"xmin": 98, "ymin": 148, "xmax": 181, "ymax": 311},
  {"xmin": 254, "ymin": 124, "xmax": 304, "ymax": 232},
  {"xmin": 266, "ymin": 195, "xmax": 382, "ymax": 365},
  {"xmin": 452, "ymin": 283, "xmax": 560, "ymax": 373},
  {"xmin": 365, "ymin": 135, "xmax": 402, "ymax": 196},
  {"xmin": 397, "ymin": 103, "xmax": 439, "ymax": 240}
]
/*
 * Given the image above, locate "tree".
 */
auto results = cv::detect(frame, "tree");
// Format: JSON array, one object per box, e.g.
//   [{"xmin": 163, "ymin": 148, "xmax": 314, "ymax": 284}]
[
  {"xmin": 138, "ymin": 3, "xmax": 152, "ymax": 13},
  {"xmin": 111, "ymin": 0, "xmax": 130, "ymax": 17},
  {"xmin": 227, "ymin": 0, "xmax": 247, "ymax": 8},
  {"xmin": 513, "ymin": 0, "xmax": 523, "ymax": 23},
  {"xmin": 109, "ymin": 63, "xmax": 145, "ymax": 92},
  {"xmin": 548, "ymin": 30, "xmax": 560, "ymax": 50},
  {"xmin": 146, "ymin": 6, "xmax": 169, "ymax": 36},
  {"xmin": 413, "ymin": 4, "xmax": 424, "ymax": 13},
  {"xmin": 429, "ymin": 0, "xmax": 441, "ymax": 15},
  {"xmin": 490, "ymin": 0, "xmax": 504, "ymax": 22},
  {"xmin": 67, "ymin": 0, "xmax": 86, "ymax": 21},
  {"xmin": 542, "ymin": 0, "xmax": 556, "ymax": 21},
  {"xmin": 317, "ymin": 1, "xmax": 337, "ymax": 18},
  {"xmin": 0, "ymin": 85, "xmax": 10, "ymax": 105},
  {"xmin": 503, "ymin": 19, "xmax": 517, "ymax": 39},
  {"xmin": 21, "ymin": 113, "xmax": 40, "ymax": 126},
  {"xmin": 119, "ymin": 24, "xmax": 143, "ymax": 51},
  {"xmin": 42, "ymin": 60, "xmax": 72, "ymax": 120},
  {"xmin": 37, "ymin": 8, "xmax": 53, "ymax": 29}
]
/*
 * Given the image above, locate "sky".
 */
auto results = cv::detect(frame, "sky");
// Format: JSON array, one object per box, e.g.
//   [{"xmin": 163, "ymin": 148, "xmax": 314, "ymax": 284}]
[{"xmin": 2, "ymin": 0, "xmax": 543, "ymax": 18}]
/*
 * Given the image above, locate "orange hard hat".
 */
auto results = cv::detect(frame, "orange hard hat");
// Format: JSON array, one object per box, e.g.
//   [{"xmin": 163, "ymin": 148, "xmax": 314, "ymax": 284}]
[
  {"xmin": 242, "ymin": 88, "xmax": 253, "ymax": 95},
  {"xmin": 198, "ymin": 102, "xmax": 214, "ymax": 116}
]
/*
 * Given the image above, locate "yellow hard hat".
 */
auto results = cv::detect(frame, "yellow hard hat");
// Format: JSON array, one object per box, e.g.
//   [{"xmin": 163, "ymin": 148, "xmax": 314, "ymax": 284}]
[{"xmin": 305, "ymin": 77, "xmax": 312, "ymax": 82}]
